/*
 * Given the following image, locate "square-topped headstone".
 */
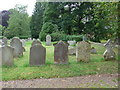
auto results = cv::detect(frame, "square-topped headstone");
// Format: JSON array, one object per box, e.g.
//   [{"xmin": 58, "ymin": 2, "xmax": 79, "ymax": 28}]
[
  {"xmin": 0, "ymin": 46, "xmax": 14, "ymax": 66},
  {"xmin": 30, "ymin": 44, "xmax": 46, "ymax": 66}
]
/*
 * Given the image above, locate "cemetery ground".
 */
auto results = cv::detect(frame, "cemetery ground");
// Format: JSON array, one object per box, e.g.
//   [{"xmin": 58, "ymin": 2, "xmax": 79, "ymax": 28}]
[{"xmin": 1, "ymin": 41, "xmax": 118, "ymax": 88}]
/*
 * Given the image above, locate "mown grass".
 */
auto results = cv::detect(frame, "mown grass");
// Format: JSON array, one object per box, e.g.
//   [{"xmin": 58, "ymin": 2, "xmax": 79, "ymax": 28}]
[{"xmin": 1, "ymin": 41, "xmax": 118, "ymax": 81}]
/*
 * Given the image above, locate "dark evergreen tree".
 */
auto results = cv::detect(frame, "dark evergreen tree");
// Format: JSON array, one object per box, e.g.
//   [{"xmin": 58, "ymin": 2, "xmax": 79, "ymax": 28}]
[{"xmin": 30, "ymin": 2, "xmax": 44, "ymax": 39}]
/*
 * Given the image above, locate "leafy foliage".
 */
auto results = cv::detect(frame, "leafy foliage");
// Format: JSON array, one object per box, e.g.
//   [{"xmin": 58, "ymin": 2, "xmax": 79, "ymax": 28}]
[
  {"xmin": 30, "ymin": 2, "xmax": 44, "ymax": 39},
  {"xmin": 4, "ymin": 5, "xmax": 30, "ymax": 38}
]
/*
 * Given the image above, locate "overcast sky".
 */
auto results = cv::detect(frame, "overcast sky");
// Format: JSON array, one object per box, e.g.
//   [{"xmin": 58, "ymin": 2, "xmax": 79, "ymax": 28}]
[{"xmin": 0, "ymin": 0, "xmax": 36, "ymax": 16}]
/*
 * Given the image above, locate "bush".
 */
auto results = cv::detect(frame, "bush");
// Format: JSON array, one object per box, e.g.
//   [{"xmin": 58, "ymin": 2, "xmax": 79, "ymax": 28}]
[
  {"xmin": 19, "ymin": 36, "xmax": 29, "ymax": 39},
  {"xmin": 66, "ymin": 35, "xmax": 83, "ymax": 42},
  {"xmin": 39, "ymin": 22, "xmax": 59, "ymax": 41},
  {"xmin": 51, "ymin": 31, "xmax": 66, "ymax": 41},
  {"xmin": 0, "ymin": 36, "xmax": 4, "ymax": 39}
]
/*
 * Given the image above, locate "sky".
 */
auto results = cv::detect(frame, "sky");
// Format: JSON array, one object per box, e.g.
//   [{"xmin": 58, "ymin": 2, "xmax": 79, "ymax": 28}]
[{"xmin": 0, "ymin": 0, "xmax": 36, "ymax": 16}]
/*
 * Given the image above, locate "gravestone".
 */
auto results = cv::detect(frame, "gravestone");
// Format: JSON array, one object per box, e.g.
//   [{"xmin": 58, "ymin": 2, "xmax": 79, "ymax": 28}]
[
  {"xmin": 21, "ymin": 39, "xmax": 26, "ymax": 47},
  {"xmin": 30, "ymin": 44, "xmax": 46, "ymax": 66},
  {"xmin": 31, "ymin": 39, "xmax": 41, "ymax": 47},
  {"xmin": 2, "ymin": 37, "xmax": 7, "ymax": 46},
  {"xmin": 46, "ymin": 35, "xmax": 52, "ymax": 46},
  {"xmin": 91, "ymin": 47, "xmax": 97, "ymax": 54},
  {"xmin": 0, "ymin": 46, "xmax": 14, "ymax": 66},
  {"xmin": 103, "ymin": 39, "xmax": 116, "ymax": 60},
  {"xmin": 10, "ymin": 37, "xmax": 23, "ymax": 57},
  {"xmin": 54, "ymin": 41, "xmax": 68, "ymax": 64},
  {"xmin": 68, "ymin": 47, "xmax": 76, "ymax": 55},
  {"xmin": 76, "ymin": 41, "xmax": 91, "ymax": 62},
  {"xmin": 67, "ymin": 40, "xmax": 76, "ymax": 46}
]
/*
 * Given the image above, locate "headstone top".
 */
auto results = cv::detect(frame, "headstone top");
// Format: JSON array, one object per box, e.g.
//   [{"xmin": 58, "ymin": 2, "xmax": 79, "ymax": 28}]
[{"xmin": 31, "ymin": 39, "xmax": 42, "ymax": 47}]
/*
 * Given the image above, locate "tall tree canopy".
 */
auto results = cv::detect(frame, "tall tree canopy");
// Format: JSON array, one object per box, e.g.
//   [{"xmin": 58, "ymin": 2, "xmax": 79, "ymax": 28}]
[
  {"xmin": 30, "ymin": 2, "xmax": 45, "ymax": 39},
  {"xmin": 4, "ymin": 4, "xmax": 30, "ymax": 38}
]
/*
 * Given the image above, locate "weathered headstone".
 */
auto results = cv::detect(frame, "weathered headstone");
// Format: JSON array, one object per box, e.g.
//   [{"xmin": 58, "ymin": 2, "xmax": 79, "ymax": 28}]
[
  {"xmin": 31, "ymin": 39, "xmax": 41, "ymax": 47},
  {"xmin": 54, "ymin": 41, "xmax": 68, "ymax": 64},
  {"xmin": 91, "ymin": 47, "xmax": 97, "ymax": 54},
  {"xmin": 0, "ymin": 46, "xmax": 14, "ymax": 66},
  {"xmin": 46, "ymin": 35, "xmax": 52, "ymax": 46},
  {"xmin": 21, "ymin": 39, "xmax": 26, "ymax": 47},
  {"xmin": 10, "ymin": 37, "xmax": 23, "ymax": 57},
  {"xmin": 30, "ymin": 44, "xmax": 46, "ymax": 66},
  {"xmin": 103, "ymin": 39, "xmax": 116, "ymax": 60},
  {"xmin": 76, "ymin": 41, "xmax": 91, "ymax": 62},
  {"xmin": 2, "ymin": 37, "xmax": 7, "ymax": 46},
  {"xmin": 67, "ymin": 40, "xmax": 76, "ymax": 46},
  {"xmin": 68, "ymin": 47, "xmax": 76, "ymax": 55}
]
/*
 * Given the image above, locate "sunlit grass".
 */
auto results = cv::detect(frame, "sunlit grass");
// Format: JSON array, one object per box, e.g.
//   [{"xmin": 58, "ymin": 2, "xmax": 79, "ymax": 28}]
[{"xmin": 2, "ymin": 41, "xmax": 118, "ymax": 81}]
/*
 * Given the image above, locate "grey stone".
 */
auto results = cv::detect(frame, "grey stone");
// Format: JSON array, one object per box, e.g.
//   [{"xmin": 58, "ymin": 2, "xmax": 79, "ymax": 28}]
[
  {"xmin": 21, "ymin": 39, "xmax": 26, "ymax": 47},
  {"xmin": 2, "ymin": 37, "xmax": 7, "ymax": 46},
  {"xmin": 76, "ymin": 41, "xmax": 91, "ymax": 62},
  {"xmin": 30, "ymin": 44, "xmax": 46, "ymax": 66},
  {"xmin": 103, "ymin": 39, "xmax": 116, "ymax": 60},
  {"xmin": 31, "ymin": 40, "xmax": 42, "ymax": 47},
  {"xmin": 91, "ymin": 47, "xmax": 97, "ymax": 54},
  {"xmin": 67, "ymin": 40, "xmax": 76, "ymax": 46},
  {"xmin": 46, "ymin": 35, "xmax": 52, "ymax": 46},
  {"xmin": 0, "ymin": 46, "xmax": 14, "ymax": 66},
  {"xmin": 68, "ymin": 47, "xmax": 76, "ymax": 55},
  {"xmin": 54, "ymin": 41, "xmax": 68, "ymax": 64},
  {"xmin": 10, "ymin": 37, "xmax": 23, "ymax": 57}
]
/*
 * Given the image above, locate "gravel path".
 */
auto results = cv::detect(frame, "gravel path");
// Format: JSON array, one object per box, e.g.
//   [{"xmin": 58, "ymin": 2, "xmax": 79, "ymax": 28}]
[{"xmin": 1, "ymin": 74, "xmax": 118, "ymax": 88}]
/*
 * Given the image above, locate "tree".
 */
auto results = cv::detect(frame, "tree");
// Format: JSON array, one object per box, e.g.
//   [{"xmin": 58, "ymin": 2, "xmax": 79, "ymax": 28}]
[
  {"xmin": 30, "ymin": 2, "xmax": 45, "ymax": 39},
  {"xmin": 4, "ymin": 4, "xmax": 30, "ymax": 38}
]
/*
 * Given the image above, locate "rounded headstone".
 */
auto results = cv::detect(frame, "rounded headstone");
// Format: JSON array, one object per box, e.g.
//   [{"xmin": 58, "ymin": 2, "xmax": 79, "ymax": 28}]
[{"xmin": 54, "ymin": 40, "xmax": 68, "ymax": 64}]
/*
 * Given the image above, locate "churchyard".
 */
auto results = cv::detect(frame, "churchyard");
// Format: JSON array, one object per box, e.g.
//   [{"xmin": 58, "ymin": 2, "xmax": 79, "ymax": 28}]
[
  {"xmin": 0, "ymin": 2, "xmax": 119, "ymax": 88},
  {"xmin": 1, "ymin": 37, "xmax": 118, "ymax": 82}
]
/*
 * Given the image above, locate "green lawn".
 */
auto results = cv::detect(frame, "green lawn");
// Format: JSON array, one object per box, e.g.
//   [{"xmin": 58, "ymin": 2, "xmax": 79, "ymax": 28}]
[{"xmin": 1, "ymin": 41, "xmax": 118, "ymax": 81}]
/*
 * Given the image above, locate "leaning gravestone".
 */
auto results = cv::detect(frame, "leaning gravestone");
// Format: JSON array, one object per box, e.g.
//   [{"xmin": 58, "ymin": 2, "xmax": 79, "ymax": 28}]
[
  {"xmin": 76, "ymin": 41, "xmax": 91, "ymax": 62},
  {"xmin": 10, "ymin": 37, "xmax": 23, "ymax": 57},
  {"xmin": 31, "ymin": 39, "xmax": 41, "ymax": 47},
  {"xmin": 2, "ymin": 37, "xmax": 8, "ymax": 46},
  {"xmin": 30, "ymin": 44, "xmax": 46, "ymax": 66},
  {"xmin": 54, "ymin": 41, "xmax": 68, "ymax": 64},
  {"xmin": 46, "ymin": 35, "xmax": 52, "ymax": 46},
  {"xmin": 103, "ymin": 39, "xmax": 116, "ymax": 60},
  {"xmin": 0, "ymin": 46, "xmax": 14, "ymax": 66}
]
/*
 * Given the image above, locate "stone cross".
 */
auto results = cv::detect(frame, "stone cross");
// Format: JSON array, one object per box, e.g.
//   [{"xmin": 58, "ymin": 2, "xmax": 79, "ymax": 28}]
[{"xmin": 103, "ymin": 39, "xmax": 116, "ymax": 60}]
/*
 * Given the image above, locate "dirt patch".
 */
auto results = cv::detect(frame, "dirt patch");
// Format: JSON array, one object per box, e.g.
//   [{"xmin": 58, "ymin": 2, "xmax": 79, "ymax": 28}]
[{"xmin": 1, "ymin": 73, "xmax": 118, "ymax": 88}]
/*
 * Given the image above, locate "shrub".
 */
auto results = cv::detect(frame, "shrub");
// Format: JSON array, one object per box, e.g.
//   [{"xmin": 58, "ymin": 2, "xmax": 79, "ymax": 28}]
[
  {"xmin": 51, "ymin": 31, "xmax": 66, "ymax": 41},
  {"xmin": 39, "ymin": 22, "xmax": 59, "ymax": 41},
  {"xmin": 66, "ymin": 35, "xmax": 83, "ymax": 42},
  {"xmin": 19, "ymin": 36, "xmax": 29, "ymax": 39}
]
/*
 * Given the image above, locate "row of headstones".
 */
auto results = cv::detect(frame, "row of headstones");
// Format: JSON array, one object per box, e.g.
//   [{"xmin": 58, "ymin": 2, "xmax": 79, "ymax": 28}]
[
  {"xmin": 1, "ymin": 38, "xmax": 116, "ymax": 66},
  {"xmin": 0, "ymin": 37, "xmax": 25, "ymax": 66}
]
